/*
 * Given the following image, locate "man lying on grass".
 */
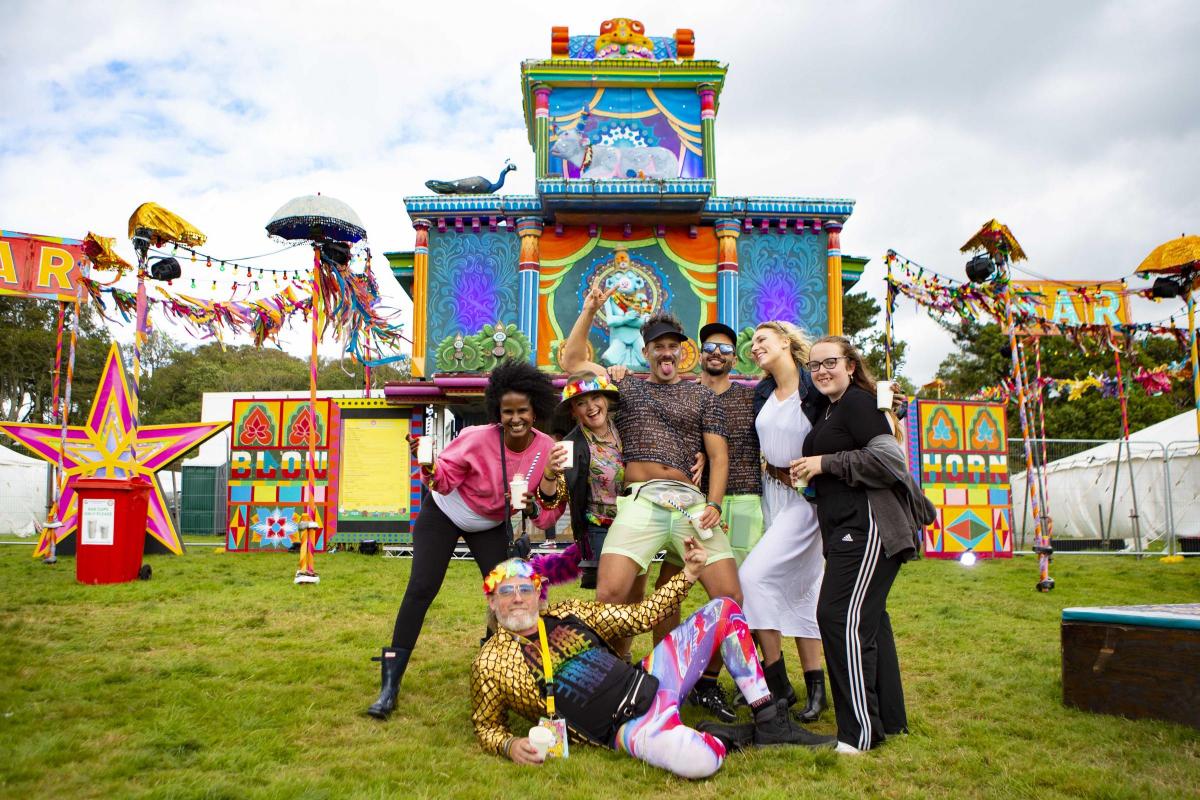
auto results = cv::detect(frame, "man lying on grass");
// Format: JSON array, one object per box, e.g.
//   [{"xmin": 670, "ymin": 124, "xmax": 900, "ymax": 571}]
[{"xmin": 470, "ymin": 537, "xmax": 833, "ymax": 779}]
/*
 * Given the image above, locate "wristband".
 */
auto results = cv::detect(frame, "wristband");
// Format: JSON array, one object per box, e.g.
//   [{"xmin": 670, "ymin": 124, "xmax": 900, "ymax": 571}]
[{"xmin": 705, "ymin": 501, "xmax": 722, "ymax": 514}]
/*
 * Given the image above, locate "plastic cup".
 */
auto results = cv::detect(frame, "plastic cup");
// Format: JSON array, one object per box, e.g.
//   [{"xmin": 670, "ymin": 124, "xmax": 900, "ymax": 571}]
[
  {"xmin": 557, "ymin": 440, "xmax": 575, "ymax": 470},
  {"xmin": 416, "ymin": 436, "xmax": 434, "ymax": 465},
  {"xmin": 789, "ymin": 459, "xmax": 808, "ymax": 490},
  {"xmin": 690, "ymin": 516, "xmax": 714, "ymax": 541},
  {"xmin": 528, "ymin": 725, "xmax": 555, "ymax": 759},
  {"xmin": 509, "ymin": 478, "xmax": 529, "ymax": 510},
  {"xmin": 877, "ymin": 381, "xmax": 894, "ymax": 411}
]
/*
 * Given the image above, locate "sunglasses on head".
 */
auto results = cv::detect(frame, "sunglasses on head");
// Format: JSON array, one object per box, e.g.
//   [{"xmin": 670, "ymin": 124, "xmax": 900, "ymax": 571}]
[
  {"xmin": 701, "ymin": 342, "xmax": 735, "ymax": 355},
  {"xmin": 494, "ymin": 583, "xmax": 537, "ymax": 598}
]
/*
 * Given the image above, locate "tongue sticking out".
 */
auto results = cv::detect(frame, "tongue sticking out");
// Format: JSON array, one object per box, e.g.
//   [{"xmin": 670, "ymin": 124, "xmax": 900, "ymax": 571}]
[{"xmin": 659, "ymin": 361, "xmax": 676, "ymax": 378}]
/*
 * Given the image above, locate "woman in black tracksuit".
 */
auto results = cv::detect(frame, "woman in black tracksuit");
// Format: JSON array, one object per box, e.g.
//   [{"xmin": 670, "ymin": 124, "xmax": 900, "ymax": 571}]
[{"xmin": 791, "ymin": 335, "xmax": 910, "ymax": 753}]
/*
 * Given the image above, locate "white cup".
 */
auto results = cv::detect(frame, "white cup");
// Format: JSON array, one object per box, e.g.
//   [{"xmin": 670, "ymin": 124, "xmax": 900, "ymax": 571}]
[
  {"xmin": 509, "ymin": 478, "xmax": 529, "ymax": 510},
  {"xmin": 528, "ymin": 725, "xmax": 555, "ymax": 760},
  {"xmin": 557, "ymin": 440, "xmax": 575, "ymax": 470},
  {"xmin": 877, "ymin": 381, "xmax": 895, "ymax": 411},
  {"xmin": 690, "ymin": 516, "xmax": 714, "ymax": 541},
  {"xmin": 416, "ymin": 436, "xmax": 434, "ymax": 465},
  {"xmin": 789, "ymin": 459, "xmax": 808, "ymax": 490}
]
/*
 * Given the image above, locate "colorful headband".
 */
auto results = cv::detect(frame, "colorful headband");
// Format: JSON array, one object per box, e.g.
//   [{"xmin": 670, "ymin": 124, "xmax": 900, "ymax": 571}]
[
  {"xmin": 560, "ymin": 374, "xmax": 619, "ymax": 405},
  {"xmin": 482, "ymin": 558, "xmax": 544, "ymax": 595}
]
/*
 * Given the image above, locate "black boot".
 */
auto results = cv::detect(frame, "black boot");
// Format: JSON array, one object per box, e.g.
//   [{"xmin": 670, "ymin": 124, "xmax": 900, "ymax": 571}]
[
  {"xmin": 753, "ymin": 699, "xmax": 836, "ymax": 748},
  {"xmin": 794, "ymin": 669, "xmax": 828, "ymax": 724},
  {"xmin": 763, "ymin": 657, "xmax": 798, "ymax": 708},
  {"xmin": 696, "ymin": 719, "xmax": 756, "ymax": 751},
  {"xmin": 366, "ymin": 647, "xmax": 411, "ymax": 720}
]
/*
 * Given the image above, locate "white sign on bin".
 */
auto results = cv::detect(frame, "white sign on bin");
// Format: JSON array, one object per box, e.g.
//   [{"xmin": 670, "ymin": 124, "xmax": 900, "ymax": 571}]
[{"xmin": 82, "ymin": 498, "xmax": 115, "ymax": 546}]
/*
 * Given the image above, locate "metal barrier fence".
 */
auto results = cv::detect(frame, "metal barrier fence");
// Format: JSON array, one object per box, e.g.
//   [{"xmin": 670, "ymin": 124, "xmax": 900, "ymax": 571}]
[{"xmin": 1009, "ymin": 437, "xmax": 1199, "ymax": 555}]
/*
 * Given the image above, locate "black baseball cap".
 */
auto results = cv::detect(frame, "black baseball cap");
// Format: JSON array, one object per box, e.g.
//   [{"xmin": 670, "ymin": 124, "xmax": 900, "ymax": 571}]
[
  {"xmin": 642, "ymin": 320, "xmax": 689, "ymax": 344},
  {"xmin": 698, "ymin": 322, "xmax": 737, "ymax": 343}
]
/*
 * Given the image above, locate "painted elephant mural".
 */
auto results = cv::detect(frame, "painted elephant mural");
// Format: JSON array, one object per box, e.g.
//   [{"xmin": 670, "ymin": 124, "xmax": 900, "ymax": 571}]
[{"xmin": 551, "ymin": 126, "xmax": 679, "ymax": 180}]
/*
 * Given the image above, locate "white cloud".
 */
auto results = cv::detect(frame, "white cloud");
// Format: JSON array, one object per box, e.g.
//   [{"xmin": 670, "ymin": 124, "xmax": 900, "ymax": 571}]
[{"xmin": 1, "ymin": 0, "xmax": 1198, "ymax": 381}]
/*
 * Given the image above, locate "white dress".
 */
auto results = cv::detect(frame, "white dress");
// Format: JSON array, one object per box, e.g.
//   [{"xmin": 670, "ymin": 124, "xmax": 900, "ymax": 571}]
[{"xmin": 739, "ymin": 390, "xmax": 824, "ymax": 639}]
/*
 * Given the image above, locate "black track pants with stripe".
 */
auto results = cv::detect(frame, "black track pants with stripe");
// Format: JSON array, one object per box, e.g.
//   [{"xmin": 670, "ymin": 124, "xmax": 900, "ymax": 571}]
[{"xmin": 816, "ymin": 492, "xmax": 908, "ymax": 750}]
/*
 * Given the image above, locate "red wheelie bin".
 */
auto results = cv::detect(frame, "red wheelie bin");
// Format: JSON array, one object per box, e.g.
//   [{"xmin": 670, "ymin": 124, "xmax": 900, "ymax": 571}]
[{"xmin": 75, "ymin": 476, "xmax": 152, "ymax": 584}]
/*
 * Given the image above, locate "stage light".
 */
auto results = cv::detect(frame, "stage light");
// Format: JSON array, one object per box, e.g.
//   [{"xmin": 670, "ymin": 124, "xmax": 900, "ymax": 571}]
[
  {"xmin": 965, "ymin": 254, "xmax": 996, "ymax": 283},
  {"xmin": 1151, "ymin": 277, "xmax": 1182, "ymax": 299},
  {"xmin": 149, "ymin": 257, "xmax": 182, "ymax": 281},
  {"xmin": 960, "ymin": 551, "xmax": 978, "ymax": 567}
]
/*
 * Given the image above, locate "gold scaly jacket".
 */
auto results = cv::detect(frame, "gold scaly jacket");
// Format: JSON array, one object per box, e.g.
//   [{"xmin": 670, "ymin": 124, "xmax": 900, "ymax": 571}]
[{"xmin": 470, "ymin": 571, "xmax": 694, "ymax": 757}]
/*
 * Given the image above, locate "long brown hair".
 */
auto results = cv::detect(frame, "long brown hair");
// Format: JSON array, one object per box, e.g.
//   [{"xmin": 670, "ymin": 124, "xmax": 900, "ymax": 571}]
[{"xmin": 811, "ymin": 335, "xmax": 903, "ymax": 442}]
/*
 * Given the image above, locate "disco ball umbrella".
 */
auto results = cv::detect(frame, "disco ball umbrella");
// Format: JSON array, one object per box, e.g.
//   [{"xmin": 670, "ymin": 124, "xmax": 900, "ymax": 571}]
[
  {"xmin": 265, "ymin": 194, "xmax": 366, "ymax": 243},
  {"xmin": 265, "ymin": 194, "xmax": 367, "ymax": 585}
]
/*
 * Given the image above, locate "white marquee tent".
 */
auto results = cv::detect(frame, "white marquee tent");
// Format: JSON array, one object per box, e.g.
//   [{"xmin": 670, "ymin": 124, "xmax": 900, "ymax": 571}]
[
  {"xmin": 0, "ymin": 442, "xmax": 48, "ymax": 536},
  {"xmin": 1010, "ymin": 411, "xmax": 1200, "ymax": 547}
]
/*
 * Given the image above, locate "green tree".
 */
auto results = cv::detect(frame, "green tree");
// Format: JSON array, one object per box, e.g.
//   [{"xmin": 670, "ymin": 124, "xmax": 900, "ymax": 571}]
[
  {"xmin": 842, "ymin": 291, "xmax": 913, "ymax": 392},
  {"xmin": 934, "ymin": 318, "xmax": 1190, "ymax": 440},
  {"xmin": 0, "ymin": 297, "xmax": 110, "ymax": 424}
]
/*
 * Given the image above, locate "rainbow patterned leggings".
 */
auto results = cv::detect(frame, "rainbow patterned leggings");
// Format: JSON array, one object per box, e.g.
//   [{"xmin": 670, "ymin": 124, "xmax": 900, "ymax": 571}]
[{"xmin": 616, "ymin": 597, "xmax": 770, "ymax": 779}]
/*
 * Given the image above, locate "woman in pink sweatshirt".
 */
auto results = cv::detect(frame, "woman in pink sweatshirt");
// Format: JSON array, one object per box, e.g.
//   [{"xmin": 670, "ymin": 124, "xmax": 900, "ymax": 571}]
[{"xmin": 366, "ymin": 360, "xmax": 569, "ymax": 719}]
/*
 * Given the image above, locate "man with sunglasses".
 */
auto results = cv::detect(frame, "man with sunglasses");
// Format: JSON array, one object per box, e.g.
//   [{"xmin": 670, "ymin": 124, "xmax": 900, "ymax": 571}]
[{"xmin": 471, "ymin": 536, "xmax": 833, "ymax": 779}]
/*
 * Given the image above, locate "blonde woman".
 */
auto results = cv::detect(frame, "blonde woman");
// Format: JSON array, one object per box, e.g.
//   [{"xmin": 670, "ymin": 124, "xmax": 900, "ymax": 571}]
[{"xmin": 741, "ymin": 321, "xmax": 831, "ymax": 723}]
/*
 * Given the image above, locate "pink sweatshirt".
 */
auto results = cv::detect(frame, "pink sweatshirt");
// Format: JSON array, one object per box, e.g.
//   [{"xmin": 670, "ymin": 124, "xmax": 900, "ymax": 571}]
[{"xmin": 429, "ymin": 424, "xmax": 565, "ymax": 530}]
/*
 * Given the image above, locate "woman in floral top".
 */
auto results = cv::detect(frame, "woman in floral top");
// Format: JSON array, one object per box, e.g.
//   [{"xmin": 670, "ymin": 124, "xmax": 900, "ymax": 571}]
[{"xmin": 558, "ymin": 372, "xmax": 625, "ymax": 563}]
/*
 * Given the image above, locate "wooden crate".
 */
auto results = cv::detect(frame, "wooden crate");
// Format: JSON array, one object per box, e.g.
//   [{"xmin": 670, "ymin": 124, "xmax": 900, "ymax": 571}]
[{"xmin": 1061, "ymin": 604, "xmax": 1200, "ymax": 730}]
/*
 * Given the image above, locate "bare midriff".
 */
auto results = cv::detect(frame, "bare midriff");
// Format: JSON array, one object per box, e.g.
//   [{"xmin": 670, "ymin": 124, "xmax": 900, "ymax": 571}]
[{"xmin": 625, "ymin": 461, "xmax": 693, "ymax": 486}]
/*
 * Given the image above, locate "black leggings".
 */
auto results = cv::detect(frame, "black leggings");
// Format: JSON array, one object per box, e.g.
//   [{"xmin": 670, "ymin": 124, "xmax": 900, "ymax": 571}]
[{"xmin": 389, "ymin": 498, "xmax": 509, "ymax": 650}]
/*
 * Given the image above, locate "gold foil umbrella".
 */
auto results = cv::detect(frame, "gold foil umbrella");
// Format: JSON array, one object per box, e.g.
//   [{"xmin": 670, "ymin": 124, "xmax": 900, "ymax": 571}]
[
  {"xmin": 960, "ymin": 219, "xmax": 1027, "ymax": 262},
  {"xmin": 127, "ymin": 202, "xmax": 206, "ymax": 248},
  {"xmin": 1139, "ymin": 235, "xmax": 1200, "ymax": 457},
  {"xmin": 1136, "ymin": 235, "xmax": 1200, "ymax": 275}
]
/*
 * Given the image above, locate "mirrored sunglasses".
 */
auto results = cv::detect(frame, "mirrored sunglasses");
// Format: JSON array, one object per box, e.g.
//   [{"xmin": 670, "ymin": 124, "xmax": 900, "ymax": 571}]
[
  {"xmin": 494, "ymin": 584, "xmax": 537, "ymax": 597},
  {"xmin": 701, "ymin": 342, "xmax": 735, "ymax": 355}
]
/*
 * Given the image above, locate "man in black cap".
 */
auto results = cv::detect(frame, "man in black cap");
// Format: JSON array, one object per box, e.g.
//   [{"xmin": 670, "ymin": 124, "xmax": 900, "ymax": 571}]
[{"xmin": 561, "ymin": 281, "xmax": 742, "ymax": 724}]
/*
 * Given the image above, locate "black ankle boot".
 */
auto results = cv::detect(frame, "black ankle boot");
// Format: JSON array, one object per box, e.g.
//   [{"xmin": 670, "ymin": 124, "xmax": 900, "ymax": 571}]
[
  {"xmin": 763, "ymin": 657, "xmax": 798, "ymax": 708},
  {"xmin": 794, "ymin": 669, "xmax": 828, "ymax": 723},
  {"xmin": 753, "ymin": 699, "xmax": 836, "ymax": 748},
  {"xmin": 366, "ymin": 647, "xmax": 411, "ymax": 720}
]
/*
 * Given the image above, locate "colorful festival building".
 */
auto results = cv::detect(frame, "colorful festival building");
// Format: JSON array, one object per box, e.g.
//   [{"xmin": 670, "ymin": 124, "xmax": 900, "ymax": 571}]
[{"xmin": 386, "ymin": 18, "xmax": 864, "ymax": 398}]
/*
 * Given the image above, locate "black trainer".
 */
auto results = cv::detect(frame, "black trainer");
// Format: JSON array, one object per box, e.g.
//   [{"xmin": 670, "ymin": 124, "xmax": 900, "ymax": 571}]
[{"xmin": 687, "ymin": 682, "xmax": 737, "ymax": 723}]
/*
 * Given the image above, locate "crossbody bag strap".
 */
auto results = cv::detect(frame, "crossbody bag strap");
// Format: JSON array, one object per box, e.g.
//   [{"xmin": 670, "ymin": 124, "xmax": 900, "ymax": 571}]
[{"xmin": 498, "ymin": 425, "xmax": 516, "ymax": 545}]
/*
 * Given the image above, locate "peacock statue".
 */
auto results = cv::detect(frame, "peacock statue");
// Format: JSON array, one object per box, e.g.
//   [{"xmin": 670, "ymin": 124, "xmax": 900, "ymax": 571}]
[{"xmin": 424, "ymin": 160, "xmax": 517, "ymax": 194}]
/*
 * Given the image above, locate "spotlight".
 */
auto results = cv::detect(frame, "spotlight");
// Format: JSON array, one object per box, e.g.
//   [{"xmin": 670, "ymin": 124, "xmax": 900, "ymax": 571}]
[
  {"xmin": 960, "ymin": 551, "xmax": 978, "ymax": 567},
  {"xmin": 965, "ymin": 253, "xmax": 996, "ymax": 283},
  {"xmin": 149, "ymin": 257, "xmax": 181, "ymax": 281},
  {"xmin": 319, "ymin": 241, "xmax": 352, "ymax": 267},
  {"xmin": 131, "ymin": 226, "xmax": 152, "ymax": 261},
  {"xmin": 1151, "ymin": 277, "xmax": 1182, "ymax": 299}
]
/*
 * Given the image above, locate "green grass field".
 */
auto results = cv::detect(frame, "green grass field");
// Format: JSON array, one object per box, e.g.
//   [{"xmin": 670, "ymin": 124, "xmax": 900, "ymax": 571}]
[{"xmin": 1, "ymin": 544, "xmax": 1197, "ymax": 800}]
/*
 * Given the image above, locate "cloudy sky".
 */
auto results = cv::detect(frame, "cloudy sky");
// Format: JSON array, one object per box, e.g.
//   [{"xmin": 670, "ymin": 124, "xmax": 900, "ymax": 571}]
[{"xmin": 2, "ymin": 0, "xmax": 1197, "ymax": 382}]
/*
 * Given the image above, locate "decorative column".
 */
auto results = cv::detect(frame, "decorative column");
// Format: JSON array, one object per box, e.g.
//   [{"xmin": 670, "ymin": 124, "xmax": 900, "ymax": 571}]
[
  {"xmin": 825, "ymin": 220, "xmax": 844, "ymax": 335},
  {"xmin": 534, "ymin": 85, "xmax": 552, "ymax": 179},
  {"xmin": 411, "ymin": 219, "xmax": 430, "ymax": 377},
  {"xmin": 714, "ymin": 218, "xmax": 740, "ymax": 331},
  {"xmin": 698, "ymin": 84, "xmax": 717, "ymax": 188},
  {"xmin": 516, "ymin": 217, "xmax": 544, "ymax": 362}
]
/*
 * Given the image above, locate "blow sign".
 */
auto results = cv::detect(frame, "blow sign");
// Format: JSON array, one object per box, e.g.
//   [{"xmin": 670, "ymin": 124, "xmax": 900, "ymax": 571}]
[{"xmin": 0, "ymin": 231, "xmax": 87, "ymax": 302}]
